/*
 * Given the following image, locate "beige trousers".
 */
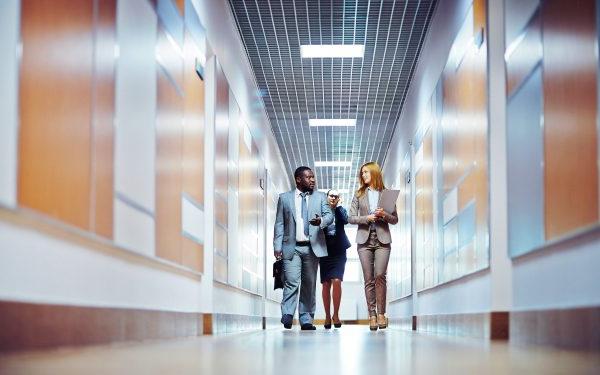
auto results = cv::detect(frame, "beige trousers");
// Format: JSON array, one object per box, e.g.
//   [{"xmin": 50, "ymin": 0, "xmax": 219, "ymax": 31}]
[{"xmin": 357, "ymin": 230, "xmax": 391, "ymax": 317}]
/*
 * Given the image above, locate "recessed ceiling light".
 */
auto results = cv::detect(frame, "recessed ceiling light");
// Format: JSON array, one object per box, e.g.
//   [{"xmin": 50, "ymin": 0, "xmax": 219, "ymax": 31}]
[
  {"xmin": 309, "ymin": 119, "xmax": 356, "ymax": 127},
  {"xmin": 314, "ymin": 161, "xmax": 353, "ymax": 168},
  {"xmin": 300, "ymin": 44, "xmax": 364, "ymax": 58}
]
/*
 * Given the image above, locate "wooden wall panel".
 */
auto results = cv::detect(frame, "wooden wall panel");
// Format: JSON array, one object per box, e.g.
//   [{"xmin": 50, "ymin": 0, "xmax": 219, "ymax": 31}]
[
  {"xmin": 214, "ymin": 63, "xmax": 229, "ymax": 201},
  {"xmin": 415, "ymin": 129, "xmax": 434, "ymax": 290},
  {"xmin": 439, "ymin": 0, "xmax": 488, "ymax": 278},
  {"xmin": 155, "ymin": 69, "xmax": 184, "ymax": 264},
  {"xmin": 213, "ymin": 60, "xmax": 229, "ymax": 281},
  {"xmin": 182, "ymin": 33, "xmax": 205, "ymax": 205},
  {"xmin": 91, "ymin": 0, "xmax": 117, "ymax": 239},
  {"xmin": 19, "ymin": 0, "xmax": 94, "ymax": 230},
  {"xmin": 181, "ymin": 31, "xmax": 205, "ymax": 272},
  {"xmin": 543, "ymin": 0, "xmax": 599, "ymax": 239}
]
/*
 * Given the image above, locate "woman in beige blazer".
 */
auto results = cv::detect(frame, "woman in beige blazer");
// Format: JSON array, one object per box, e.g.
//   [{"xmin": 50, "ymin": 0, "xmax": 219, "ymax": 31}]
[{"xmin": 349, "ymin": 162, "xmax": 398, "ymax": 331}]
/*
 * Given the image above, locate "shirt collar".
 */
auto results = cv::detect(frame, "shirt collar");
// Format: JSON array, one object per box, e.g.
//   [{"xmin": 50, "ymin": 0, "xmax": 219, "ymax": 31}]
[{"xmin": 296, "ymin": 188, "xmax": 311, "ymax": 197}]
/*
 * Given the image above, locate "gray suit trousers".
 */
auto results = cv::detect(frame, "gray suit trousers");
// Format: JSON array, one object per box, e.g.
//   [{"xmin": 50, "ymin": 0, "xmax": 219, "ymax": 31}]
[{"xmin": 281, "ymin": 244, "xmax": 319, "ymax": 325}]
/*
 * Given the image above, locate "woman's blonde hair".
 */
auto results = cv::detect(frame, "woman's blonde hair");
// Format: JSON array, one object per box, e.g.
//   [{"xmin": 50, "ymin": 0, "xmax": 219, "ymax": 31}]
[{"xmin": 356, "ymin": 161, "xmax": 385, "ymax": 197}]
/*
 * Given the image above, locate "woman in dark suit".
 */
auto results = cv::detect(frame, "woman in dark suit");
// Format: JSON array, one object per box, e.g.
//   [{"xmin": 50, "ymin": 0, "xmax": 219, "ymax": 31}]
[{"xmin": 320, "ymin": 189, "xmax": 351, "ymax": 329}]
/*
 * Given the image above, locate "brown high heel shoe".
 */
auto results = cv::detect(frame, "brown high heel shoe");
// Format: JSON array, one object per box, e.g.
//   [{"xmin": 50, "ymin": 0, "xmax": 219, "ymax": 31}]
[
  {"xmin": 369, "ymin": 316, "xmax": 378, "ymax": 331},
  {"xmin": 377, "ymin": 314, "xmax": 388, "ymax": 329}
]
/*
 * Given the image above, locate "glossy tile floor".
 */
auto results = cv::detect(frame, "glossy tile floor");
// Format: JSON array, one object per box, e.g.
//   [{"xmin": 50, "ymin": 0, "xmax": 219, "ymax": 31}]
[{"xmin": 1, "ymin": 326, "xmax": 598, "ymax": 375}]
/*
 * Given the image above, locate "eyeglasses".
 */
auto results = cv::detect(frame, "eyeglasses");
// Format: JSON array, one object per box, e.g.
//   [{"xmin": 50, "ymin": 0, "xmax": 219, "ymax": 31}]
[{"xmin": 328, "ymin": 195, "xmax": 339, "ymax": 199}]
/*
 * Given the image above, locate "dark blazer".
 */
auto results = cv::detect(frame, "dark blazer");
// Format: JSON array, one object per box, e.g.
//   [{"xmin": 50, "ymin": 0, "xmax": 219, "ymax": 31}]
[{"xmin": 324, "ymin": 206, "xmax": 352, "ymax": 255}]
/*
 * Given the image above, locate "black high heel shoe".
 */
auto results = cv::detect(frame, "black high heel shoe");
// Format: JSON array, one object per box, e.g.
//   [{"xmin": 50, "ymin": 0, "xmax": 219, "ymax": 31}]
[
  {"xmin": 333, "ymin": 317, "xmax": 342, "ymax": 328},
  {"xmin": 324, "ymin": 319, "xmax": 332, "ymax": 329}
]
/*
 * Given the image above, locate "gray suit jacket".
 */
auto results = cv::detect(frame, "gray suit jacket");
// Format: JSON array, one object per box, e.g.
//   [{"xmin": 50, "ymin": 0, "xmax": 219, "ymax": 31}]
[
  {"xmin": 273, "ymin": 190, "xmax": 334, "ymax": 259},
  {"xmin": 348, "ymin": 189, "xmax": 398, "ymax": 245}
]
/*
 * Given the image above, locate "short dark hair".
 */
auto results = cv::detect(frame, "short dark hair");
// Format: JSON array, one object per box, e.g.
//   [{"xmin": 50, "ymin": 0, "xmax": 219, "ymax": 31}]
[{"xmin": 294, "ymin": 166, "xmax": 312, "ymax": 180}]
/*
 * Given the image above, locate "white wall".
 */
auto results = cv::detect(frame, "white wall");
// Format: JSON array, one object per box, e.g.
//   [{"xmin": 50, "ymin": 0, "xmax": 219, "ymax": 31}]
[
  {"xmin": 383, "ymin": 0, "xmax": 493, "ymax": 318},
  {"xmin": 0, "ymin": 0, "xmax": 20, "ymax": 209},
  {"xmin": 113, "ymin": 0, "xmax": 157, "ymax": 256},
  {"xmin": 189, "ymin": 0, "xmax": 290, "ymax": 318},
  {"xmin": 384, "ymin": 0, "xmax": 599, "ymax": 320},
  {"xmin": 512, "ymin": 229, "xmax": 600, "ymax": 310},
  {"xmin": 0, "ymin": 220, "xmax": 203, "ymax": 312},
  {"xmin": 191, "ymin": 0, "xmax": 289, "ymax": 193},
  {"xmin": 0, "ymin": 0, "xmax": 289, "ymax": 322},
  {"xmin": 383, "ymin": 0, "xmax": 473, "ymax": 179}
]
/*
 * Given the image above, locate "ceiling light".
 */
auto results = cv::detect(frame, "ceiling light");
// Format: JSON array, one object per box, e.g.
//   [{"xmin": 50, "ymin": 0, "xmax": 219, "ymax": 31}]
[
  {"xmin": 309, "ymin": 119, "xmax": 356, "ymax": 127},
  {"xmin": 314, "ymin": 161, "xmax": 353, "ymax": 168},
  {"xmin": 300, "ymin": 44, "xmax": 364, "ymax": 58}
]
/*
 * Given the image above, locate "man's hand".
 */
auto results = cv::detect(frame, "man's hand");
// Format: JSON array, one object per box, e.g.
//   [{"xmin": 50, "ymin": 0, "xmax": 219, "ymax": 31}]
[
  {"xmin": 274, "ymin": 250, "xmax": 283, "ymax": 260},
  {"xmin": 309, "ymin": 214, "xmax": 321, "ymax": 226}
]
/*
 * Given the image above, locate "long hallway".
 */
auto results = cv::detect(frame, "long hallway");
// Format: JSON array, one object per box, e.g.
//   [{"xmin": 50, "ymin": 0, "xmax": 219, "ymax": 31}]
[
  {"xmin": 1, "ymin": 0, "xmax": 600, "ymax": 371},
  {"xmin": 2, "ymin": 326, "xmax": 598, "ymax": 375}
]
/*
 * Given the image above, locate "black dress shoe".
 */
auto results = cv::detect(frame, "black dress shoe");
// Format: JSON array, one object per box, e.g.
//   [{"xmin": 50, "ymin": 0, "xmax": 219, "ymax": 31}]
[
  {"xmin": 301, "ymin": 323, "xmax": 317, "ymax": 330},
  {"xmin": 281, "ymin": 314, "xmax": 293, "ymax": 329}
]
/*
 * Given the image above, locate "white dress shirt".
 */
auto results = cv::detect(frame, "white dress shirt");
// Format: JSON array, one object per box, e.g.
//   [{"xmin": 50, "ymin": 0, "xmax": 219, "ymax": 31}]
[
  {"xmin": 367, "ymin": 187, "xmax": 380, "ymax": 213},
  {"xmin": 295, "ymin": 189, "xmax": 310, "ymax": 242}
]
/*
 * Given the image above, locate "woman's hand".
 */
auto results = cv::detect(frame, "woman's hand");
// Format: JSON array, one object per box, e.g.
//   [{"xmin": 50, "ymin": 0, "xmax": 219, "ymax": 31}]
[
  {"xmin": 366, "ymin": 214, "xmax": 377, "ymax": 223},
  {"xmin": 374, "ymin": 208, "xmax": 386, "ymax": 219}
]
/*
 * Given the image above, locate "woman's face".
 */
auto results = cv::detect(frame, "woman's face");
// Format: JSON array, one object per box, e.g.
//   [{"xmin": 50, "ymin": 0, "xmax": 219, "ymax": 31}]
[
  {"xmin": 361, "ymin": 167, "xmax": 372, "ymax": 186},
  {"xmin": 327, "ymin": 191, "xmax": 340, "ymax": 207}
]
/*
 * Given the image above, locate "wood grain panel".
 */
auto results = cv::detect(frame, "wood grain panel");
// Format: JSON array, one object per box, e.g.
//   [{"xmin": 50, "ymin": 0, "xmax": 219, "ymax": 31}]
[
  {"xmin": 214, "ymin": 61, "xmax": 229, "ymax": 200},
  {"xmin": 511, "ymin": 307, "xmax": 600, "ymax": 349},
  {"xmin": 19, "ymin": 0, "xmax": 94, "ymax": 230},
  {"xmin": 415, "ymin": 129, "xmax": 434, "ymax": 290},
  {"xmin": 182, "ymin": 32, "xmax": 205, "ymax": 205},
  {"xmin": 543, "ymin": 0, "xmax": 599, "ymax": 239},
  {"xmin": 91, "ymin": 0, "xmax": 116, "ymax": 239},
  {"xmin": 440, "ymin": 0, "xmax": 489, "ymax": 275},
  {"xmin": 181, "ymin": 31, "xmax": 205, "ymax": 272},
  {"xmin": 156, "ymin": 68, "xmax": 184, "ymax": 264},
  {"xmin": 0, "ymin": 301, "xmax": 203, "ymax": 352},
  {"xmin": 175, "ymin": 0, "xmax": 185, "ymax": 15}
]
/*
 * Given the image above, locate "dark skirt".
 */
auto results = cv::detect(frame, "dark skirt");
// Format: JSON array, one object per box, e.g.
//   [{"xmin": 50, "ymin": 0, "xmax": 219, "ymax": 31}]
[{"xmin": 319, "ymin": 251, "xmax": 347, "ymax": 283}]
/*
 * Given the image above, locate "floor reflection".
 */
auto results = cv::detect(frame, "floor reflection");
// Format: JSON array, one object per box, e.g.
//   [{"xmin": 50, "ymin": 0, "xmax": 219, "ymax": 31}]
[{"xmin": 0, "ymin": 326, "xmax": 598, "ymax": 374}]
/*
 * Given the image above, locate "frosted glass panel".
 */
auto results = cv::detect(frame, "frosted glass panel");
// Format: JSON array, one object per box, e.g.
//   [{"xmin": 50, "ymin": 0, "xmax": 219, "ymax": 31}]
[{"xmin": 507, "ymin": 66, "xmax": 545, "ymax": 257}]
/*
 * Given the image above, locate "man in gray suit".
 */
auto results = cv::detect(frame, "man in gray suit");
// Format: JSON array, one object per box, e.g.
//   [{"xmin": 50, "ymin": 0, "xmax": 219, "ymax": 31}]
[{"xmin": 273, "ymin": 166, "xmax": 333, "ymax": 330}]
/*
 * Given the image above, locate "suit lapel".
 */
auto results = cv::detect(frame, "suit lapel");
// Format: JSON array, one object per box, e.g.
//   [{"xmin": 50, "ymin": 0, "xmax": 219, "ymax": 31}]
[
  {"xmin": 309, "ymin": 191, "xmax": 317, "ymax": 215},
  {"xmin": 288, "ymin": 190, "xmax": 297, "ymax": 222},
  {"xmin": 359, "ymin": 193, "xmax": 368, "ymax": 215}
]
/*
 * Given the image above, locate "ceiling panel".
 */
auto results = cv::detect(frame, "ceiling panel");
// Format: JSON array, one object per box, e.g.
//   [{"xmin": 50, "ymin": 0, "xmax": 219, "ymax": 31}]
[{"xmin": 228, "ymin": 0, "xmax": 437, "ymax": 197}]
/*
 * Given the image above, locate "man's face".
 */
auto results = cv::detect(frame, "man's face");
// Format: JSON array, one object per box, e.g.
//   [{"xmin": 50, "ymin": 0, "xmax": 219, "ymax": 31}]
[{"xmin": 296, "ymin": 169, "xmax": 316, "ymax": 192}]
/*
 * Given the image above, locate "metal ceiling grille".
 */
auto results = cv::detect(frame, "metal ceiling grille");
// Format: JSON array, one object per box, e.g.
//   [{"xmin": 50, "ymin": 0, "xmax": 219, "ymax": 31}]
[{"xmin": 228, "ymin": 0, "xmax": 437, "ymax": 196}]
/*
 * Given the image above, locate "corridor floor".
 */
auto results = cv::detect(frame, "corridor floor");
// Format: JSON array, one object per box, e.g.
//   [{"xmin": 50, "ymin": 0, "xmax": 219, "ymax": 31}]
[{"xmin": 0, "ymin": 326, "xmax": 598, "ymax": 374}]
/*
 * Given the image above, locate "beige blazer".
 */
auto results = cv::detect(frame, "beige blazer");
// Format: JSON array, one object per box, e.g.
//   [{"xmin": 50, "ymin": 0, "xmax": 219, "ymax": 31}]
[{"xmin": 348, "ymin": 189, "xmax": 398, "ymax": 245}]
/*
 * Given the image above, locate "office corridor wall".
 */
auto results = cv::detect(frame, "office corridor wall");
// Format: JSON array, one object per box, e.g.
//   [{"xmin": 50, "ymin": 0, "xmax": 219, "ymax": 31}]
[
  {"xmin": 0, "ymin": 0, "xmax": 290, "ymax": 349},
  {"xmin": 382, "ymin": 0, "xmax": 600, "ymax": 348}
]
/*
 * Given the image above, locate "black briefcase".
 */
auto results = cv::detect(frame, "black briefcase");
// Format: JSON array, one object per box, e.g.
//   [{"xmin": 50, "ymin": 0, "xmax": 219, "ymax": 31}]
[{"xmin": 273, "ymin": 259, "xmax": 284, "ymax": 290}]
